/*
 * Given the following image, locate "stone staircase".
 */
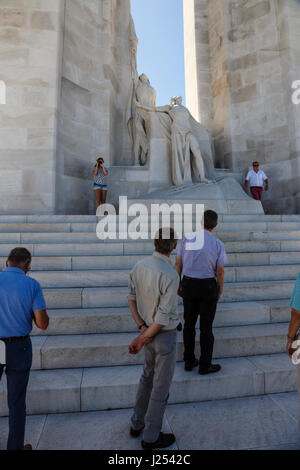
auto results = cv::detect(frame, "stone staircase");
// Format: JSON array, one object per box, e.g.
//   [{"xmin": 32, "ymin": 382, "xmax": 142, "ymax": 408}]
[{"xmin": 0, "ymin": 213, "xmax": 299, "ymax": 417}]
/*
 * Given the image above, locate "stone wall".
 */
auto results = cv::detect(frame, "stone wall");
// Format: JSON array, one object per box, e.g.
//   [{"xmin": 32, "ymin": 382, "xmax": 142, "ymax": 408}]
[
  {"xmin": 56, "ymin": 0, "xmax": 133, "ymax": 214},
  {"xmin": 184, "ymin": 0, "xmax": 300, "ymax": 213},
  {"xmin": 276, "ymin": 0, "xmax": 300, "ymax": 213},
  {"xmin": 0, "ymin": 0, "xmax": 133, "ymax": 214},
  {"xmin": 0, "ymin": 0, "xmax": 64, "ymax": 214},
  {"xmin": 183, "ymin": 0, "xmax": 213, "ymax": 131}
]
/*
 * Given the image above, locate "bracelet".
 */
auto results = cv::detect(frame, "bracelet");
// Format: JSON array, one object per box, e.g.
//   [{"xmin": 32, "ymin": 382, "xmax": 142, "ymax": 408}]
[
  {"xmin": 138, "ymin": 322, "xmax": 148, "ymax": 330},
  {"xmin": 287, "ymin": 335, "xmax": 297, "ymax": 341}
]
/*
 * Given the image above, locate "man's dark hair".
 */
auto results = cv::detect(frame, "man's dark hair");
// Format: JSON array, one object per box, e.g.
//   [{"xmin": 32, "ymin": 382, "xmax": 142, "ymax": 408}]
[
  {"xmin": 204, "ymin": 210, "xmax": 218, "ymax": 230},
  {"xmin": 154, "ymin": 227, "xmax": 177, "ymax": 255},
  {"xmin": 7, "ymin": 247, "xmax": 32, "ymax": 266},
  {"xmin": 253, "ymin": 161, "xmax": 259, "ymax": 166}
]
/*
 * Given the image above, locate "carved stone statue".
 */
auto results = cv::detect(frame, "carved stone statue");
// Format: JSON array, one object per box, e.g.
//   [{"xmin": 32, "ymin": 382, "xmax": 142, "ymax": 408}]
[
  {"xmin": 136, "ymin": 74, "xmax": 156, "ymax": 108},
  {"xmin": 136, "ymin": 95, "xmax": 216, "ymax": 186},
  {"xmin": 129, "ymin": 15, "xmax": 138, "ymax": 81},
  {"xmin": 126, "ymin": 73, "xmax": 157, "ymax": 166}
]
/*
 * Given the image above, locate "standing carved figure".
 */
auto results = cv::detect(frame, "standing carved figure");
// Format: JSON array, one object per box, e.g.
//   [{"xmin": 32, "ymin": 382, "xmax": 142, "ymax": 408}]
[
  {"xmin": 127, "ymin": 73, "xmax": 157, "ymax": 166},
  {"xmin": 126, "ymin": 17, "xmax": 158, "ymax": 166},
  {"xmin": 137, "ymin": 96, "xmax": 215, "ymax": 186}
]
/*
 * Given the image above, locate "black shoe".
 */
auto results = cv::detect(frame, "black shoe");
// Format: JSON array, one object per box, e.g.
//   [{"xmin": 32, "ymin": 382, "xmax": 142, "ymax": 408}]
[
  {"xmin": 199, "ymin": 364, "xmax": 221, "ymax": 375},
  {"xmin": 130, "ymin": 427, "xmax": 142, "ymax": 438},
  {"xmin": 142, "ymin": 432, "xmax": 176, "ymax": 450},
  {"xmin": 184, "ymin": 359, "xmax": 199, "ymax": 371}
]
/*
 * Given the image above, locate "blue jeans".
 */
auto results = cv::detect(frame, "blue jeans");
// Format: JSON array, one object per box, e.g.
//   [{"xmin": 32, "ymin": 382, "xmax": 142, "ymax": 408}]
[{"xmin": 0, "ymin": 337, "xmax": 32, "ymax": 450}]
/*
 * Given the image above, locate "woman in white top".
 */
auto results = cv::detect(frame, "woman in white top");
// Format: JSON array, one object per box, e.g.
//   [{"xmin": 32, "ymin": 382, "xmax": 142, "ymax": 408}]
[{"xmin": 93, "ymin": 156, "xmax": 109, "ymax": 212}]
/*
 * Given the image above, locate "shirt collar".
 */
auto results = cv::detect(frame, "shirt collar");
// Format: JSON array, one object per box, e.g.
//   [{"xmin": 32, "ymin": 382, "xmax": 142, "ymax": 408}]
[
  {"xmin": 2, "ymin": 267, "xmax": 25, "ymax": 275},
  {"xmin": 153, "ymin": 251, "xmax": 173, "ymax": 265}
]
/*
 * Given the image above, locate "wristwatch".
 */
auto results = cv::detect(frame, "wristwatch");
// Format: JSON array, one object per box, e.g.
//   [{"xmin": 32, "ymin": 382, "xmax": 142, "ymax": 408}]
[{"xmin": 138, "ymin": 322, "xmax": 148, "ymax": 330}]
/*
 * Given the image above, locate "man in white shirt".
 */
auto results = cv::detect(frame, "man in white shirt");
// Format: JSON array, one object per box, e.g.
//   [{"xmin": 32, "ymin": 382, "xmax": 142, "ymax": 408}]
[{"xmin": 245, "ymin": 161, "xmax": 269, "ymax": 201}]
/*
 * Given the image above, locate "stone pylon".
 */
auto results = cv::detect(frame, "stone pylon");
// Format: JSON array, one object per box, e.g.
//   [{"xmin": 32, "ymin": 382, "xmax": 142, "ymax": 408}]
[
  {"xmin": 0, "ymin": 0, "xmax": 134, "ymax": 215},
  {"xmin": 184, "ymin": 0, "xmax": 300, "ymax": 213}
]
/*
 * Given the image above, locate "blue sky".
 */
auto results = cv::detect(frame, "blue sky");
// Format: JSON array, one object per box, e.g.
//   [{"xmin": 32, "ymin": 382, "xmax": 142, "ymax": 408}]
[{"xmin": 131, "ymin": 0, "xmax": 186, "ymax": 106}]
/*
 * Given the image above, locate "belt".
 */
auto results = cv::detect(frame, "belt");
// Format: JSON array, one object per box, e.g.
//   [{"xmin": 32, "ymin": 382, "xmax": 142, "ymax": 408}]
[
  {"xmin": 0, "ymin": 334, "xmax": 29, "ymax": 343},
  {"xmin": 184, "ymin": 276, "xmax": 215, "ymax": 281}
]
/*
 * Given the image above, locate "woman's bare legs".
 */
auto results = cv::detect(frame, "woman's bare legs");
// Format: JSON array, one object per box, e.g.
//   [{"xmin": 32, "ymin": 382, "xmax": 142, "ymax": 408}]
[
  {"xmin": 96, "ymin": 190, "xmax": 108, "ymax": 215},
  {"xmin": 100, "ymin": 190, "xmax": 107, "ymax": 205},
  {"xmin": 94, "ymin": 189, "xmax": 101, "ymax": 213}
]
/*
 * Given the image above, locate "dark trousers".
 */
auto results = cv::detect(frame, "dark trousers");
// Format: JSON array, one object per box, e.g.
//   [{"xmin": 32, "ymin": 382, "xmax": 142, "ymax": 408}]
[
  {"xmin": 0, "ymin": 337, "xmax": 32, "ymax": 450},
  {"xmin": 182, "ymin": 277, "xmax": 218, "ymax": 368}
]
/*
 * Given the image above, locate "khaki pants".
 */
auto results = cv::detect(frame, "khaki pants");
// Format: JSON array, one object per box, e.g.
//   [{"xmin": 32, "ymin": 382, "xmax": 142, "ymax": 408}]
[{"xmin": 131, "ymin": 329, "xmax": 177, "ymax": 443}]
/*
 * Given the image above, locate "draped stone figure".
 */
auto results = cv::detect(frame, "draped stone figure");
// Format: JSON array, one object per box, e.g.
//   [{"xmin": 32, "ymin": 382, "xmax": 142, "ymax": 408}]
[
  {"xmin": 129, "ymin": 15, "xmax": 138, "ymax": 81},
  {"xmin": 126, "ymin": 17, "xmax": 146, "ymax": 165},
  {"xmin": 126, "ymin": 19, "xmax": 158, "ymax": 166},
  {"xmin": 126, "ymin": 74, "xmax": 157, "ymax": 166},
  {"xmin": 136, "ymin": 96, "xmax": 215, "ymax": 186}
]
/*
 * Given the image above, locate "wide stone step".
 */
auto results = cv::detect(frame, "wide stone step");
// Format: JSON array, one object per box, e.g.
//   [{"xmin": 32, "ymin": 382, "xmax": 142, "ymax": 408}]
[
  {"xmin": 29, "ymin": 323, "xmax": 287, "ymax": 370},
  {"xmin": 41, "ymin": 280, "xmax": 295, "ymax": 309},
  {"xmin": 219, "ymin": 281, "xmax": 295, "ymax": 303},
  {"xmin": 26, "ymin": 264, "xmax": 300, "ymax": 288},
  {"xmin": 1, "ymin": 214, "xmax": 300, "ymax": 224},
  {"xmin": 216, "ymin": 222, "xmax": 300, "ymax": 232},
  {"xmin": 2, "ymin": 251, "xmax": 300, "ymax": 272},
  {"xmin": 2, "ymin": 230, "xmax": 300, "ymax": 245},
  {"xmin": 0, "ymin": 216, "xmax": 98, "ymax": 224},
  {"xmin": 30, "ymin": 270, "xmax": 130, "ymax": 288},
  {"xmin": 2, "ymin": 221, "xmax": 300, "ymax": 234},
  {"xmin": 78, "ymin": 353, "xmax": 298, "ymax": 412},
  {"xmin": 0, "ymin": 353, "xmax": 296, "ymax": 416},
  {"xmin": 32, "ymin": 300, "xmax": 291, "ymax": 336},
  {"xmin": 1, "ymin": 240, "xmax": 300, "ymax": 257},
  {"xmin": 222, "ymin": 215, "xmax": 300, "ymax": 222}
]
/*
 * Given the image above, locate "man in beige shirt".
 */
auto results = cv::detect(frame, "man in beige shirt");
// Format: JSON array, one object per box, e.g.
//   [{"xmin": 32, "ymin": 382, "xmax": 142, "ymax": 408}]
[{"xmin": 128, "ymin": 227, "xmax": 180, "ymax": 450}]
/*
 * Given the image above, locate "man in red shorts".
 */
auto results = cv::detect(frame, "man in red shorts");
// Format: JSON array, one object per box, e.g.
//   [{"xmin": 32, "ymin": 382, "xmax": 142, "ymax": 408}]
[{"xmin": 245, "ymin": 162, "xmax": 269, "ymax": 201}]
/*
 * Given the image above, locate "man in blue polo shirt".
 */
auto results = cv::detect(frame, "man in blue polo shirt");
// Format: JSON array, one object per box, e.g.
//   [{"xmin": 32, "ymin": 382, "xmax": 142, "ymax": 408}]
[
  {"xmin": 0, "ymin": 247, "xmax": 49, "ymax": 451},
  {"xmin": 175, "ymin": 210, "xmax": 228, "ymax": 374}
]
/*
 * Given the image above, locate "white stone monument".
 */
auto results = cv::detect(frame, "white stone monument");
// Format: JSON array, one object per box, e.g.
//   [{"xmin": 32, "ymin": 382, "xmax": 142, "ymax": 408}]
[{"xmin": 136, "ymin": 95, "xmax": 216, "ymax": 188}]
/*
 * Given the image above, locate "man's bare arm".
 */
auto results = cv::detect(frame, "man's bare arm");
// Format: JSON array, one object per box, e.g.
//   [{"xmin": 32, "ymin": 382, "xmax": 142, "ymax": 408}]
[
  {"xmin": 141, "ymin": 323, "xmax": 163, "ymax": 342},
  {"xmin": 264, "ymin": 179, "xmax": 269, "ymax": 191},
  {"xmin": 93, "ymin": 163, "xmax": 99, "ymax": 176},
  {"xmin": 287, "ymin": 308, "xmax": 300, "ymax": 357},
  {"xmin": 128, "ymin": 298, "xmax": 145, "ymax": 329},
  {"xmin": 175, "ymin": 256, "xmax": 183, "ymax": 297},
  {"xmin": 175, "ymin": 256, "xmax": 182, "ymax": 277},
  {"xmin": 129, "ymin": 323, "xmax": 164, "ymax": 355},
  {"xmin": 33, "ymin": 309, "xmax": 49, "ymax": 330},
  {"xmin": 288, "ymin": 308, "xmax": 300, "ymax": 340},
  {"xmin": 216, "ymin": 266, "xmax": 225, "ymax": 301}
]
